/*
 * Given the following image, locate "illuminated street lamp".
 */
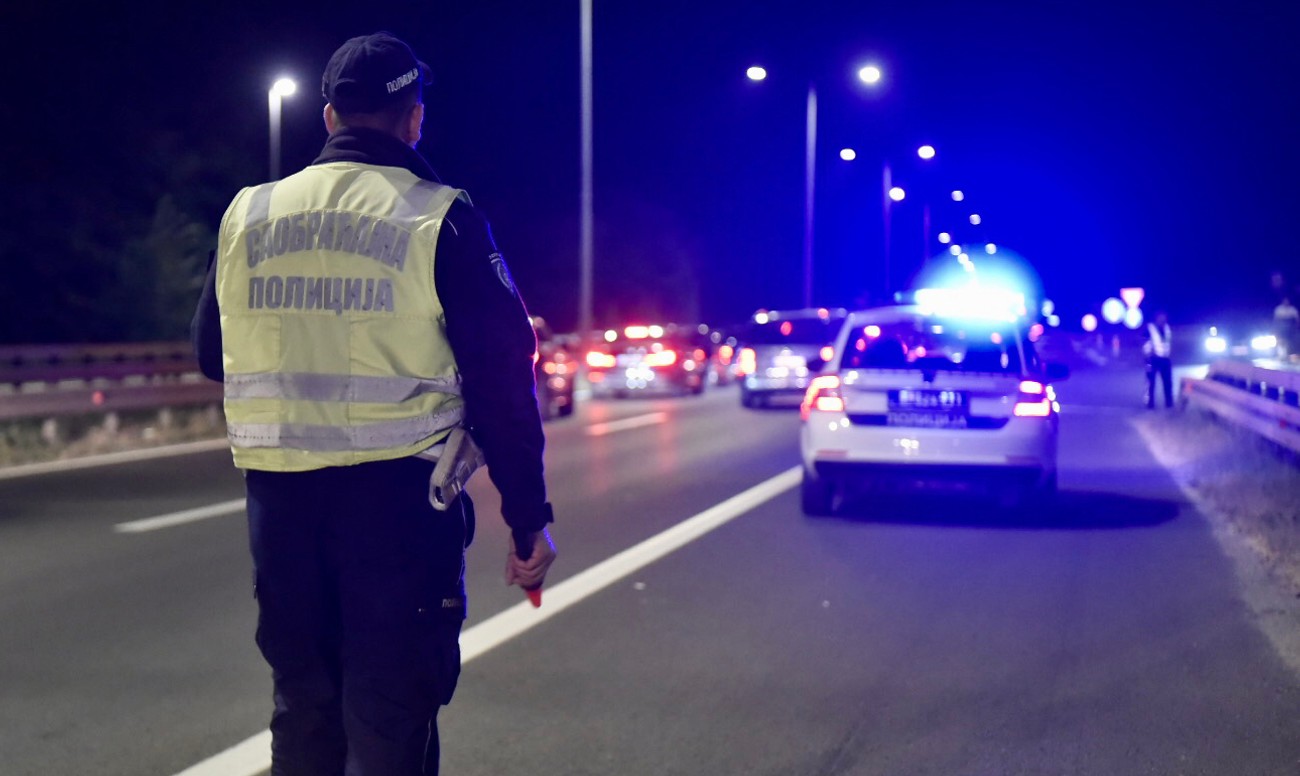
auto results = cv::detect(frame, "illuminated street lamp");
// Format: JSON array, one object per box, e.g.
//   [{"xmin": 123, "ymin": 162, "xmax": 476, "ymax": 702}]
[
  {"xmin": 917, "ymin": 144, "xmax": 936, "ymax": 160},
  {"xmin": 857, "ymin": 64, "xmax": 883, "ymax": 85},
  {"xmin": 938, "ymin": 232, "xmax": 951, "ymax": 244},
  {"xmin": 985, "ymin": 243, "xmax": 997, "ymax": 254},
  {"xmin": 746, "ymin": 66, "xmax": 768, "ymax": 81},
  {"xmin": 839, "ymin": 148, "xmax": 857, "ymax": 161},
  {"xmin": 969, "ymin": 213, "xmax": 982, "ymax": 225},
  {"xmin": 268, "ymin": 77, "xmax": 297, "ymax": 181},
  {"xmin": 951, "ymin": 190, "xmax": 965, "ymax": 201},
  {"xmin": 888, "ymin": 186, "xmax": 906, "ymax": 202}
]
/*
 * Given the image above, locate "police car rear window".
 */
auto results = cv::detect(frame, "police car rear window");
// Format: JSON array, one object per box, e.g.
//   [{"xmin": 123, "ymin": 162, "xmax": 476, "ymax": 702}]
[{"xmin": 840, "ymin": 318, "xmax": 1025, "ymax": 374}]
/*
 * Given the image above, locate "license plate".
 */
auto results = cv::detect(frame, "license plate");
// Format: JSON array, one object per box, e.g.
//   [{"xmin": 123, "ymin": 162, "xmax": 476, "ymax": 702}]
[
  {"xmin": 616, "ymin": 354, "xmax": 642, "ymax": 367},
  {"xmin": 887, "ymin": 412, "xmax": 969, "ymax": 429},
  {"xmin": 888, "ymin": 389, "xmax": 968, "ymax": 412}
]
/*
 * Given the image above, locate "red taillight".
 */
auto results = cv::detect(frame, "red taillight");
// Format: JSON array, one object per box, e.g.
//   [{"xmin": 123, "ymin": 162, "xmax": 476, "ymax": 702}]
[
  {"xmin": 1014, "ymin": 379, "xmax": 1051, "ymax": 416},
  {"xmin": 1014, "ymin": 399, "xmax": 1052, "ymax": 417},
  {"xmin": 736, "ymin": 347, "xmax": 757, "ymax": 376},
  {"xmin": 801, "ymin": 375, "xmax": 843, "ymax": 420},
  {"xmin": 643, "ymin": 350, "xmax": 677, "ymax": 368},
  {"xmin": 816, "ymin": 396, "xmax": 845, "ymax": 413},
  {"xmin": 586, "ymin": 352, "xmax": 616, "ymax": 369},
  {"xmin": 819, "ymin": 345, "xmax": 835, "ymax": 362}
]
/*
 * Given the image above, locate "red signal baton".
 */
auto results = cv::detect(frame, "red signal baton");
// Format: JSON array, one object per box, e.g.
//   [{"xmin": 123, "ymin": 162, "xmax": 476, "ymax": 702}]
[{"xmin": 513, "ymin": 529, "xmax": 543, "ymax": 608}]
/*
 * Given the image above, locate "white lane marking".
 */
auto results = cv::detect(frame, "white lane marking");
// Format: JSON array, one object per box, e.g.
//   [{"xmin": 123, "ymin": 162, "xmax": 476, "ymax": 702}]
[
  {"xmin": 0, "ymin": 439, "xmax": 230, "ymax": 481},
  {"xmin": 173, "ymin": 731, "xmax": 271, "ymax": 776},
  {"xmin": 460, "ymin": 465, "xmax": 801, "ymax": 659},
  {"xmin": 584, "ymin": 411, "xmax": 668, "ymax": 436},
  {"xmin": 170, "ymin": 465, "xmax": 801, "ymax": 776},
  {"xmin": 1060, "ymin": 404, "xmax": 1138, "ymax": 416},
  {"xmin": 114, "ymin": 499, "xmax": 246, "ymax": 534}
]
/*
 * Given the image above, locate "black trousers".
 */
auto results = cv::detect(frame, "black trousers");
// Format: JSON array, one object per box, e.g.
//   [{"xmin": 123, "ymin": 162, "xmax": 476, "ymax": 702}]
[
  {"xmin": 1146, "ymin": 356, "xmax": 1173, "ymax": 408},
  {"xmin": 246, "ymin": 456, "xmax": 472, "ymax": 776}
]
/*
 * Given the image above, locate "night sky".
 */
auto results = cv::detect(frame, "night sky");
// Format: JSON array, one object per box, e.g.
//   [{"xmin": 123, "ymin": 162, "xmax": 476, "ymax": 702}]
[{"xmin": 4, "ymin": 1, "xmax": 1296, "ymax": 337}]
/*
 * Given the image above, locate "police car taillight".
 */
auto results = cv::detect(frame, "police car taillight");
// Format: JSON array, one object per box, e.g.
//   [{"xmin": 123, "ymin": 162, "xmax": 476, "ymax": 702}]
[
  {"xmin": 801, "ymin": 375, "xmax": 844, "ymax": 420},
  {"xmin": 1013, "ymin": 381, "xmax": 1052, "ymax": 416}
]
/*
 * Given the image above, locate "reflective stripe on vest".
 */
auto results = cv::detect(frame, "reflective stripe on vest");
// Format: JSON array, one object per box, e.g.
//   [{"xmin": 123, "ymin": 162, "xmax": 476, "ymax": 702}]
[
  {"xmin": 228, "ymin": 404, "xmax": 464, "ymax": 451},
  {"xmin": 1147, "ymin": 324, "xmax": 1171, "ymax": 357}
]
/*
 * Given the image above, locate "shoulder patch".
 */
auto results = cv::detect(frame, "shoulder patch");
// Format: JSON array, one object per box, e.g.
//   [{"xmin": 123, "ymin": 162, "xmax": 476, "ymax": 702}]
[{"xmin": 489, "ymin": 253, "xmax": 517, "ymax": 296}]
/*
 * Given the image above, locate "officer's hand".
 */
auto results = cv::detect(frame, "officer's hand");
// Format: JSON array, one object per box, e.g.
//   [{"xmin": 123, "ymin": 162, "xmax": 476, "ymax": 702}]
[{"xmin": 506, "ymin": 528, "xmax": 556, "ymax": 591}]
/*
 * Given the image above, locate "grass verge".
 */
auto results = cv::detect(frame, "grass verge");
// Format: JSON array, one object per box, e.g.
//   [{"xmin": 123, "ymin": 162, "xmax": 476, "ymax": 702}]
[
  {"xmin": 0, "ymin": 405, "xmax": 226, "ymax": 468},
  {"xmin": 1132, "ymin": 408, "xmax": 1300, "ymax": 593}
]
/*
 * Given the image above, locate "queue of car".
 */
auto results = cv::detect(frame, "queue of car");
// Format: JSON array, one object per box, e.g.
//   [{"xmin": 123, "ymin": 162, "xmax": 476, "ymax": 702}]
[
  {"xmin": 583, "ymin": 323, "xmax": 711, "ymax": 397},
  {"xmin": 530, "ymin": 286, "xmax": 1071, "ymax": 517}
]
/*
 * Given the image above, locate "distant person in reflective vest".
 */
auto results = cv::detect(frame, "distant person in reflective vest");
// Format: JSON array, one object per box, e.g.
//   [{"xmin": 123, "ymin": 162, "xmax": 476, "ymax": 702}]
[
  {"xmin": 190, "ymin": 31, "xmax": 556, "ymax": 776},
  {"xmin": 1275, "ymin": 297, "xmax": 1299, "ymax": 358},
  {"xmin": 1144, "ymin": 311, "xmax": 1173, "ymax": 409}
]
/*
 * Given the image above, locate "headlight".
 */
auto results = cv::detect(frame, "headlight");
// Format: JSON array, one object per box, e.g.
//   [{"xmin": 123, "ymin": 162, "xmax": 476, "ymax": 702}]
[
  {"xmin": 1251, "ymin": 334, "xmax": 1278, "ymax": 352},
  {"xmin": 1204, "ymin": 336, "xmax": 1227, "ymax": 354}
]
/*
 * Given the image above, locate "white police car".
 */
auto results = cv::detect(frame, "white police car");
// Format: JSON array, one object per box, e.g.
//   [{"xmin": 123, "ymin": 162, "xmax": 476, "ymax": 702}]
[{"xmin": 799, "ymin": 290, "xmax": 1068, "ymax": 515}]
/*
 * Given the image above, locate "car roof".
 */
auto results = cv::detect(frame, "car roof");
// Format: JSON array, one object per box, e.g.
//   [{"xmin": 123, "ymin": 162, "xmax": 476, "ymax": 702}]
[
  {"xmin": 752, "ymin": 307, "xmax": 848, "ymax": 321},
  {"xmin": 844, "ymin": 304, "xmax": 1024, "ymax": 330}
]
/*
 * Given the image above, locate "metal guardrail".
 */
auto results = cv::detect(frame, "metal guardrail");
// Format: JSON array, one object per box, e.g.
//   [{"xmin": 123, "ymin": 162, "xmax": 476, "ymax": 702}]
[
  {"xmin": 1182, "ymin": 359, "xmax": 1300, "ymax": 454},
  {"xmin": 0, "ymin": 342, "xmax": 221, "ymax": 422}
]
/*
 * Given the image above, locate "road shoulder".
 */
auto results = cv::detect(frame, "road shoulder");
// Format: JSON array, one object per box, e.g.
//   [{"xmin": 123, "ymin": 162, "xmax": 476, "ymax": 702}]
[{"xmin": 1132, "ymin": 410, "xmax": 1300, "ymax": 677}]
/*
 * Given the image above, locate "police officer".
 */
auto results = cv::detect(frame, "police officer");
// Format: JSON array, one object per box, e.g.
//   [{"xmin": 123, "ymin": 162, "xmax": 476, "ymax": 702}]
[
  {"xmin": 1145, "ymin": 310, "xmax": 1174, "ymax": 409},
  {"xmin": 191, "ymin": 31, "xmax": 556, "ymax": 775}
]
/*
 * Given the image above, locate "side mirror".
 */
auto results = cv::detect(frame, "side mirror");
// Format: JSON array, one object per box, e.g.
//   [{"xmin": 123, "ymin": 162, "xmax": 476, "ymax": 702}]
[{"xmin": 1045, "ymin": 362, "xmax": 1070, "ymax": 381}]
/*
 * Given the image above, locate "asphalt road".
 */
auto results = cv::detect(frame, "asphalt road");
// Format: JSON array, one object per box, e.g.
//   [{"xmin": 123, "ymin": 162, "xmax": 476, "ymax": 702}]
[{"xmin": 2, "ymin": 356, "xmax": 1299, "ymax": 775}]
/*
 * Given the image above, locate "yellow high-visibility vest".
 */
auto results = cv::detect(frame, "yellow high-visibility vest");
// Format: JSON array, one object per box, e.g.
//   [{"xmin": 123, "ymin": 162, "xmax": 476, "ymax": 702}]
[{"xmin": 215, "ymin": 161, "xmax": 468, "ymax": 471}]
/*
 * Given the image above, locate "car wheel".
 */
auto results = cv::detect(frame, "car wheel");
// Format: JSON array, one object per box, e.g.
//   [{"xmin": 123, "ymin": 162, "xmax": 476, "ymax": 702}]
[{"xmin": 801, "ymin": 470, "xmax": 834, "ymax": 516}]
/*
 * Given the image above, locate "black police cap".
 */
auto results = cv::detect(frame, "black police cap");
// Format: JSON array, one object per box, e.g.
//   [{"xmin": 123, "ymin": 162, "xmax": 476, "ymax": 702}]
[{"xmin": 321, "ymin": 32, "xmax": 432, "ymax": 114}]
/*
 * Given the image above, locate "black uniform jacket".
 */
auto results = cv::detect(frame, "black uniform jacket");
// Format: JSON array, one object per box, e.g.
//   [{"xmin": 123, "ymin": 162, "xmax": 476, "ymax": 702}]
[{"xmin": 192, "ymin": 127, "xmax": 553, "ymax": 534}]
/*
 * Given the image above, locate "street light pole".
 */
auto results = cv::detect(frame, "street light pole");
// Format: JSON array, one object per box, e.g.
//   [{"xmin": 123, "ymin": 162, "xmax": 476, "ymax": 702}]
[
  {"xmin": 803, "ymin": 84, "xmax": 817, "ymax": 309},
  {"xmin": 579, "ymin": 0, "xmax": 594, "ymax": 349},
  {"xmin": 267, "ymin": 77, "xmax": 296, "ymax": 181},
  {"xmin": 881, "ymin": 162, "xmax": 892, "ymax": 297}
]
